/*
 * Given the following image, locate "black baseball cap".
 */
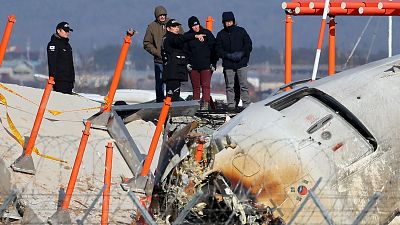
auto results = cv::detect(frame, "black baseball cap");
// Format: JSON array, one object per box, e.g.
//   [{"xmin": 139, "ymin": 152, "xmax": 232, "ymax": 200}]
[
  {"xmin": 56, "ymin": 21, "xmax": 73, "ymax": 32},
  {"xmin": 166, "ymin": 19, "xmax": 181, "ymax": 28}
]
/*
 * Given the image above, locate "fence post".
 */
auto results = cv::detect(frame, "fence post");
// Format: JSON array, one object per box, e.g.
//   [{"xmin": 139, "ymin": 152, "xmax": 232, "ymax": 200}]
[
  {"xmin": 0, "ymin": 15, "xmax": 16, "ymax": 67},
  {"xmin": 101, "ymin": 142, "xmax": 114, "ymax": 225},
  {"xmin": 140, "ymin": 96, "xmax": 172, "ymax": 177},
  {"xmin": 11, "ymin": 76, "xmax": 55, "ymax": 175},
  {"xmin": 103, "ymin": 29, "xmax": 135, "ymax": 112}
]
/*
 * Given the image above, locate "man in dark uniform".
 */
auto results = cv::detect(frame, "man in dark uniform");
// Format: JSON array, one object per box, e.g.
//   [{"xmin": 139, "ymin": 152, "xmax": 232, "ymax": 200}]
[
  {"xmin": 162, "ymin": 19, "xmax": 205, "ymax": 101},
  {"xmin": 47, "ymin": 21, "xmax": 75, "ymax": 94}
]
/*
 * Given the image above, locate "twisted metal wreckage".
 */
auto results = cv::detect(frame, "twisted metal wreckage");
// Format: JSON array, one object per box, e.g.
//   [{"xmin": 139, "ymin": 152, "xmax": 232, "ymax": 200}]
[
  {"xmin": 90, "ymin": 54, "xmax": 400, "ymax": 225},
  {"xmin": 3, "ymin": 2, "xmax": 400, "ymax": 223}
]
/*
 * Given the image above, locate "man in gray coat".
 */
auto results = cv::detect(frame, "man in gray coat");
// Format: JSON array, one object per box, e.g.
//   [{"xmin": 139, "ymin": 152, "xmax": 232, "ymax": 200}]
[{"xmin": 143, "ymin": 5, "xmax": 183, "ymax": 102}]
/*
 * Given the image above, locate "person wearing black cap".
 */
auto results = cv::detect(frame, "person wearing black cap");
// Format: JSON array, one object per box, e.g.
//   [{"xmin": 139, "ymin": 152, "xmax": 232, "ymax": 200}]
[
  {"xmin": 216, "ymin": 11, "xmax": 252, "ymax": 111},
  {"xmin": 184, "ymin": 16, "xmax": 217, "ymax": 110},
  {"xmin": 162, "ymin": 19, "xmax": 205, "ymax": 101},
  {"xmin": 47, "ymin": 21, "xmax": 75, "ymax": 94}
]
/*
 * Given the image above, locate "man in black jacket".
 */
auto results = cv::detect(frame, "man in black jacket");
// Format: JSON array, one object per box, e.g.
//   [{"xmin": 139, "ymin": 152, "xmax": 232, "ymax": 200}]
[
  {"xmin": 47, "ymin": 21, "xmax": 75, "ymax": 94},
  {"xmin": 162, "ymin": 19, "xmax": 205, "ymax": 101},
  {"xmin": 216, "ymin": 11, "xmax": 252, "ymax": 110}
]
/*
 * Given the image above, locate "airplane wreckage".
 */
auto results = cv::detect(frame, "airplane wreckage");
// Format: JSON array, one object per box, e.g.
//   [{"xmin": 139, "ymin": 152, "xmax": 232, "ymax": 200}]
[
  {"xmin": 0, "ymin": 16, "xmax": 400, "ymax": 225},
  {"xmin": 1, "ymin": 54, "xmax": 400, "ymax": 225}
]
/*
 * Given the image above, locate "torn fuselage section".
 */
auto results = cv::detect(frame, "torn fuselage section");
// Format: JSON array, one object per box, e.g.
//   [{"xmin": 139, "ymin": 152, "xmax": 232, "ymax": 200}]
[{"xmin": 208, "ymin": 87, "xmax": 378, "ymax": 223}]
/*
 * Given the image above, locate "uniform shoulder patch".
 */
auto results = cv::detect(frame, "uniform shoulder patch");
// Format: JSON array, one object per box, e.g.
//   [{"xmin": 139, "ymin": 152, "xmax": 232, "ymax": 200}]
[{"xmin": 49, "ymin": 45, "xmax": 55, "ymax": 51}]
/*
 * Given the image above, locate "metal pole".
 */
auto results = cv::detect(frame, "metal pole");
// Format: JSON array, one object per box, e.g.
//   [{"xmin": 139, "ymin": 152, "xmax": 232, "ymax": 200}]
[
  {"xmin": 127, "ymin": 192, "xmax": 157, "ymax": 225},
  {"xmin": 61, "ymin": 121, "xmax": 92, "ymax": 209},
  {"xmin": 76, "ymin": 185, "xmax": 106, "ymax": 225},
  {"xmin": 285, "ymin": 14, "xmax": 293, "ymax": 86},
  {"xmin": 0, "ymin": 189, "xmax": 17, "ymax": 217},
  {"xmin": 172, "ymin": 190, "xmax": 204, "ymax": 225},
  {"xmin": 388, "ymin": 0, "xmax": 393, "ymax": 57},
  {"xmin": 103, "ymin": 29, "xmax": 135, "ymax": 112},
  {"xmin": 328, "ymin": 16, "xmax": 336, "ymax": 75},
  {"xmin": 311, "ymin": 0, "xmax": 330, "ymax": 81},
  {"xmin": 0, "ymin": 15, "xmax": 16, "ymax": 67},
  {"xmin": 205, "ymin": 16, "xmax": 214, "ymax": 32},
  {"xmin": 309, "ymin": 190, "xmax": 335, "ymax": 225},
  {"xmin": 343, "ymin": 16, "xmax": 372, "ymax": 69},
  {"xmin": 351, "ymin": 192, "xmax": 381, "ymax": 225},
  {"xmin": 141, "ymin": 96, "xmax": 172, "ymax": 176},
  {"xmin": 101, "ymin": 142, "xmax": 114, "ymax": 225},
  {"xmin": 24, "ymin": 76, "xmax": 55, "ymax": 157},
  {"xmin": 11, "ymin": 76, "xmax": 55, "ymax": 175}
]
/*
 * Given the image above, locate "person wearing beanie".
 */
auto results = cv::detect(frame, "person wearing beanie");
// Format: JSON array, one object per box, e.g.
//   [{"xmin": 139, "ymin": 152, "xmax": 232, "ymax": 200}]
[
  {"xmin": 184, "ymin": 16, "xmax": 218, "ymax": 110},
  {"xmin": 216, "ymin": 11, "xmax": 252, "ymax": 111},
  {"xmin": 47, "ymin": 21, "xmax": 75, "ymax": 94},
  {"xmin": 162, "ymin": 19, "xmax": 205, "ymax": 101},
  {"xmin": 143, "ymin": 5, "xmax": 183, "ymax": 102}
]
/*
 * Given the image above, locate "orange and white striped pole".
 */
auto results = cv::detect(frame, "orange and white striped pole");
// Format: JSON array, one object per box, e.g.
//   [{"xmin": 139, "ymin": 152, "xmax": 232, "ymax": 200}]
[{"xmin": 311, "ymin": 0, "xmax": 330, "ymax": 81}]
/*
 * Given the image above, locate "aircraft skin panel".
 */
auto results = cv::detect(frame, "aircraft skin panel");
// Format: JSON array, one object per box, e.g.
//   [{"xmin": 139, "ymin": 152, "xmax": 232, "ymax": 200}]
[{"xmin": 211, "ymin": 56, "xmax": 400, "ymax": 224}]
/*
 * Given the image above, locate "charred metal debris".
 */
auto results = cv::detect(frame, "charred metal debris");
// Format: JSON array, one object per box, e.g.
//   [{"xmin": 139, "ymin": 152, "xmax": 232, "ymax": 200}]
[{"xmin": 124, "ymin": 102, "xmax": 286, "ymax": 225}]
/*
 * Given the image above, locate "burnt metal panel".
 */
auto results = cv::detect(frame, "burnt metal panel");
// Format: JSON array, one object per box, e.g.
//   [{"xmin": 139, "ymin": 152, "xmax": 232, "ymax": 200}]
[{"xmin": 154, "ymin": 122, "xmax": 197, "ymax": 185}]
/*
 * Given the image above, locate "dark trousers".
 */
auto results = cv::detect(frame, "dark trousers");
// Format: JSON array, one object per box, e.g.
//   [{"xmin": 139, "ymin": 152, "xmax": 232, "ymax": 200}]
[
  {"xmin": 165, "ymin": 80, "xmax": 181, "ymax": 101},
  {"xmin": 154, "ymin": 63, "xmax": 165, "ymax": 102},
  {"xmin": 189, "ymin": 69, "xmax": 212, "ymax": 103},
  {"xmin": 53, "ymin": 81, "xmax": 74, "ymax": 94}
]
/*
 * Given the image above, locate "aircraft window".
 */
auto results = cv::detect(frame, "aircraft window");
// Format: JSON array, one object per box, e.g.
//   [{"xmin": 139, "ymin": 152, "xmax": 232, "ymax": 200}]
[{"xmin": 265, "ymin": 88, "xmax": 377, "ymax": 150}]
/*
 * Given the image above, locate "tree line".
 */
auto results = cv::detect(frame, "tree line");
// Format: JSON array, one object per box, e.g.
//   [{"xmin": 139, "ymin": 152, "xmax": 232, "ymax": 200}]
[{"xmin": 31, "ymin": 42, "xmax": 388, "ymax": 75}]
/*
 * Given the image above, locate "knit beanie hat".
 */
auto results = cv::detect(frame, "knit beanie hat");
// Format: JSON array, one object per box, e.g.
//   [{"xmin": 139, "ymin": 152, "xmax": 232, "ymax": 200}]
[
  {"xmin": 188, "ymin": 16, "xmax": 200, "ymax": 28},
  {"xmin": 222, "ymin": 11, "xmax": 235, "ymax": 22}
]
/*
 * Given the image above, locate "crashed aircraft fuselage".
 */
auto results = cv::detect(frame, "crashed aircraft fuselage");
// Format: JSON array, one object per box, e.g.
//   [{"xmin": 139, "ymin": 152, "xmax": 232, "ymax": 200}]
[{"xmin": 211, "ymin": 55, "xmax": 400, "ymax": 224}]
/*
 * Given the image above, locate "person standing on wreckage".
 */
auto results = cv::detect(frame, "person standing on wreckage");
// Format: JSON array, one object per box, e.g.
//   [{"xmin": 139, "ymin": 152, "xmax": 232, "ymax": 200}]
[
  {"xmin": 161, "ymin": 19, "xmax": 206, "ymax": 101},
  {"xmin": 216, "ymin": 11, "xmax": 252, "ymax": 111},
  {"xmin": 143, "ymin": 5, "xmax": 184, "ymax": 102},
  {"xmin": 47, "ymin": 21, "xmax": 75, "ymax": 94},
  {"xmin": 184, "ymin": 16, "xmax": 218, "ymax": 110}
]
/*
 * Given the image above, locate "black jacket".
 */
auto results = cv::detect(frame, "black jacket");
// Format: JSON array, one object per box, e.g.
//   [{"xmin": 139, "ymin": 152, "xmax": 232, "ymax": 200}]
[
  {"xmin": 162, "ymin": 31, "xmax": 196, "ymax": 82},
  {"xmin": 184, "ymin": 27, "xmax": 217, "ymax": 71},
  {"xmin": 47, "ymin": 34, "xmax": 75, "ymax": 82},
  {"xmin": 215, "ymin": 25, "xmax": 252, "ymax": 70}
]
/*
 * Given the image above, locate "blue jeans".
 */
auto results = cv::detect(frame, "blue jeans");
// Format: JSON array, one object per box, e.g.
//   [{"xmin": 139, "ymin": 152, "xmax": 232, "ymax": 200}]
[{"xmin": 154, "ymin": 63, "xmax": 165, "ymax": 102}]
